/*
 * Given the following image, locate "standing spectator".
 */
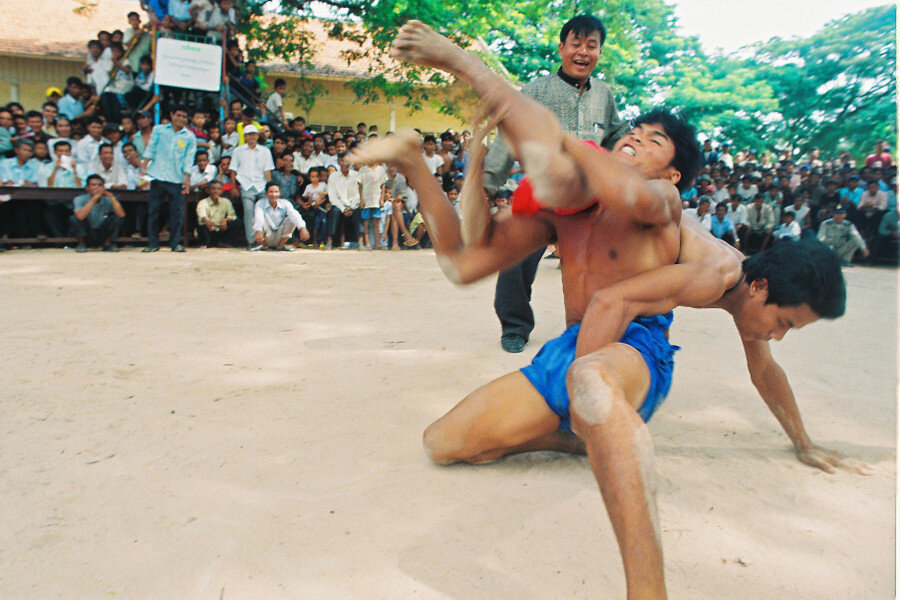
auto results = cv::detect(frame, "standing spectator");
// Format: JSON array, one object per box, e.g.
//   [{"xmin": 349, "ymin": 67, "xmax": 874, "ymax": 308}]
[
  {"xmin": 359, "ymin": 162, "xmax": 387, "ymax": 249},
  {"xmin": 220, "ymin": 117, "xmax": 239, "ymax": 157},
  {"xmin": 421, "ymin": 134, "xmax": 443, "ymax": 175},
  {"xmin": 327, "ymin": 152, "xmax": 362, "ymax": 248},
  {"xmin": 141, "ymin": 105, "xmax": 197, "ymax": 252},
  {"xmin": 130, "ymin": 111, "xmax": 154, "ymax": 157},
  {"xmin": 250, "ymin": 181, "xmax": 309, "ymax": 251},
  {"xmin": 719, "ymin": 142, "xmax": 734, "ymax": 169},
  {"xmin": 302, "ymin": 166, "xmax": 333, "ymax": 247},
  {"xmin": 70, "ymin": 174, "xmax": 125, "ymax": 252},
  {"xmin": 229, "ymin": 124, "xmax": 274, "ymax": 247},
  {"xmin": 265, "ymin": 78, "xmax": 288, "ymax": 130},
  {"xmin": 818, "ymin": 204, "xmax": 868, "ymax": 266},
  {"xmin": 701, "ymin": 139, "xmax": 718, "ymax": 166},
  {"xmin": 481, "ymin": 14, "xmax": 628, "ymax": 353},
  {"xmin": 196, "ymin": 180, "xmax": 240, "ymax": 247}
]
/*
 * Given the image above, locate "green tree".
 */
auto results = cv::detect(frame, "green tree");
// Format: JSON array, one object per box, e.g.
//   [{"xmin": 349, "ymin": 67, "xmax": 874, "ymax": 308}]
[{"xmin": 750, "ymin": 4, "xmax": 897, "ymax": 159}]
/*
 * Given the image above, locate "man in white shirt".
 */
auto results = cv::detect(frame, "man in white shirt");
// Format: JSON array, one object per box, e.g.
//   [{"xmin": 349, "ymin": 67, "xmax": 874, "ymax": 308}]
[
  {"xmin": 736, "ymin": 175, "xmax": 758, "ymax": 203},
  {"xmin": 189, "ymin": 149, "xmax": 218, "ymax": 193},
  {"xmin": 683, "ymin": 196, "xmax": 712, "ymax": 231},
  {"xmin": 89, "ymin": 143, "xmax": 127, "ymax": 189},
  {"xmin": 251, "ymin": 181, "xmax": 309, "ymax": 251},
  {"xmin": 422, "ymin": 134, "xmax": 443, "ymax": 175},
  {"xmin": 75, "ymin": 118, "xmax": 109, "ymax": 166},
  {"xmin": 725, "ymin": 187, "xmax": 748, "ymax": 241},
  {"xmin": 229, "ymin": 124, "xmax": 274, "ymax": 247},
  {"xmin": 326, "ymin": 152, "xmax": 362, "ymax": 248},
  {"xmin": 292, "ymin": 137, "xmax": 322, "ymax": 176},
  {"xmin": 773, "ymin": 211, "xmax": 801, "ymax": 242}
]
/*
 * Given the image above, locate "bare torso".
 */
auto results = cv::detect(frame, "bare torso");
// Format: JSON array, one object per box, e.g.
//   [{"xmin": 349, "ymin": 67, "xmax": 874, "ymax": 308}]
[{"xmin": 542, "ymin": 206, "xmax": 681, "ymax": 325}]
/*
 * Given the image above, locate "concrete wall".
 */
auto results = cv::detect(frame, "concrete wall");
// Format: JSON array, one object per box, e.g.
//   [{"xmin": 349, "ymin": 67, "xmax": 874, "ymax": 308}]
[{"xmin": 0, "ymin": 53, "xmax": 468, "ymax": 135}]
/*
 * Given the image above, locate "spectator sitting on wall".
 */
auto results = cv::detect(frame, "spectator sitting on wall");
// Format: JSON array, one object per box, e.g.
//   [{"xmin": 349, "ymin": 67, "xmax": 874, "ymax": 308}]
[
  {"xmin": 89, "ymin": 143, "xmax": 127, "ymax": 189},
  {"xmin": 100, "ymin": 42, "xmax": 134, "ymax": 123},
  {"xmin": 84, "ymin": 40, "xmax": 112, "ymax": 98},
  {"xmin": 196, "ymin": 180, "xmax": 240, "ymax": 248},
  {"xmin": 70, "ymin": 174, "xmax": 125, "ymax": 252},
  {"xmin": 57, "ymin": 77, "xmax": 98, "ymax": 123},
  {"xmin": 250, "ymin": 181, "xmax": 309, "ymax": 251},
  {"xmin": 0, "ymin": 139, "xmax": 39, "ymax": 186},
  {"xmin": 123, "ymin": 11, "xmax": 152, "ymax": 73},
  {"xmin": 189, "ymin": 149, "xmax": 218, "ymax": 194},
  {"xmin": 163, "ymin": 0, "xmax": 193, "ymax": 32}
]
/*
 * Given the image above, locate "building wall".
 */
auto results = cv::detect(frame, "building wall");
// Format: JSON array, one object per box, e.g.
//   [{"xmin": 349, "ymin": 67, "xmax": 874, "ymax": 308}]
[
  {"xmin": 0, "ymin": 53, "xmax": 469, "ymax": 135},
  {"xmin": 0, "ymin": 54, "xmax": 82, "ymax": 109}
]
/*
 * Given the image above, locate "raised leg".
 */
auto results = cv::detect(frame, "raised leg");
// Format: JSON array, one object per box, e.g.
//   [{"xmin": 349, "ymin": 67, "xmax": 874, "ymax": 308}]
[
  {"xmin": 392, "ymin": 20, "xmax": 587, "ymax": 207},
  {"xmin": 567, "ymin": 344, "xmax": 667, "ymax": 600}
]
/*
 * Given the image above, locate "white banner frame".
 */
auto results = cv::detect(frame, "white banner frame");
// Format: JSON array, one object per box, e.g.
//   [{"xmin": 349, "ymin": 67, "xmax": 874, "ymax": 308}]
[{"xmin": 155, "ymin": 38, "xmax": 223, "ymax": 92}]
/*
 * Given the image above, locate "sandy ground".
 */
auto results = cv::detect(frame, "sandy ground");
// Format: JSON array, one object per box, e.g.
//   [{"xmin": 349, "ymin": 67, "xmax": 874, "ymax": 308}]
[{"xmin": 0, "ymin": 247, "xmax": 896, "ymax": 600}]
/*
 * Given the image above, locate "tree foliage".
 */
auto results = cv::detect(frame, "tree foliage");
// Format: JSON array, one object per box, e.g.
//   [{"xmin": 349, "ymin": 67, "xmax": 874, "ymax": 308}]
[{"xmin": 235, "ymin": 0, "xmax": 896, "ymax": 157}]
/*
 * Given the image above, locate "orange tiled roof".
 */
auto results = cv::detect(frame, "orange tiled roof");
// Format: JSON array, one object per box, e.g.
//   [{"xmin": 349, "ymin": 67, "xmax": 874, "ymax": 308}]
[{"xmin": 0, "ymin": 0, "xmax": 137, "ymax": 57}]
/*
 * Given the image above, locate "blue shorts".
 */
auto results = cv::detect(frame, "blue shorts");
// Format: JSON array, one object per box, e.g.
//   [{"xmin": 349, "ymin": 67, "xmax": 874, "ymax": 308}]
[
  {"xmin": 360, "ymin": 207, "xmax": 380, "ymax": 219},
  {"xmin": 520, "ymin": 313, "xmax": 679, "ymax": 431}
]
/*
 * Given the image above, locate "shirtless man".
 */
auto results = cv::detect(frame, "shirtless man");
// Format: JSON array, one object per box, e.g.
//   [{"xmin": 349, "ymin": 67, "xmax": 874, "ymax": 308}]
[{"xmin": 353, "ymin": 21, "xmax": 856, "ymax": 600}]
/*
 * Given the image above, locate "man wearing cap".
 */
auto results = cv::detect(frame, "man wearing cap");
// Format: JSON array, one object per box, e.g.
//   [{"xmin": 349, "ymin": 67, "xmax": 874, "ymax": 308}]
[
  {"xmin": 229, "ymin": 123, "xmax": 274, "ymax": 248},
  {"xmin": 141, "ymin": 104, "xmax": 197, "ymax": 252},
  {"xmin": 818, "ymin": 205, "xmax": 869, "ymax": 265},
  {"xmin": 482, "ymin": 14, "xmax": 629, "ymax": 354},
  {"xmin": 45, "ymin": 87, "xmax": 63, "ymax": 107}
]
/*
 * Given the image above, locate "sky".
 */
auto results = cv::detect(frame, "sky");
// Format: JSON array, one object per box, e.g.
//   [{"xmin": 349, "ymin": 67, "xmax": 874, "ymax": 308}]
[{"xmin": 667, "ymin": 0, "xmax": 892, "ymax": 54}]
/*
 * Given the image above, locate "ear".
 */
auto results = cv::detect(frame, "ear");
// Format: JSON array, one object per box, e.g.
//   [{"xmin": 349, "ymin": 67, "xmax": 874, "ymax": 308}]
[
  {"xmin": 663, "ymin": 165, "xmax": 681, "ymax": 188},
  {"xmin": 748, "ymin": 278, "xmax": 769, "ymax": 298}
]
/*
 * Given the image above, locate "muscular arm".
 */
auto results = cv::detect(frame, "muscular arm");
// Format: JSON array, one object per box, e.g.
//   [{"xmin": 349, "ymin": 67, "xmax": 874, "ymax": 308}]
[{"xmin": 742, "ymin": 339, "xmax": 865, "ymax": 473}]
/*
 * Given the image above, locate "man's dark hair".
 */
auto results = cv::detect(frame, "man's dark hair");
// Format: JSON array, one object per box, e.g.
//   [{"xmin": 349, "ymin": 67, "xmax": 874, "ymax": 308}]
[
  {"xmin": 42, "ymin": 102, "xmax": 57, "ymax": 111},
  {"xmin": 560, "ymin": 14, "xmax": 607, "ymax": 47},
  {"xmin": 170, "ymin": 104, "xmax": 189, "ymax": 116},
  {"xmin": 85, "ymin": 174, "xmax": 104, "ymax": 185},
  {"xmin": 195, "ymin": 149, "xmax": 209, "ymax": 158},
  {"xmin": 88, "ymin": 39, "xmax": 102, "ymax": 49},
  {"xmin": 440, "ymin": 130, "xmax": 454, "ymax": 142},
  {"xmin": 121, "ymin": 142, "xmax": 135, "ymax": 152},
  {"xmin": 423, "ymin": 134, "xmax": 436, "ymax": 144},
  {"xmin": 140, "ymin": 55, "xmax": 153, "ymax": 66},
  {"xmin": 127, "ymin": 11, "xmax": 140, "ymax": 19},
  {"xmin": 241, "ymin": 107, "xmax": 255, "ymax": 118},
  {"xmin": 98, "ymin": 143, "xmax": 113, "ymax": 153},
  {"xmin": 87, "ymin": 116, "xmax": 104, "ymax": 127},
  {"xmin": 742, "ymin": 239, "xmax": 846, "ymax": 318},
  {"xmin": 265, "ymin": 180, "xmax": 280, "ymax": 191},
  {"xmin": 25, "ymin": 110, "xmax": 42, "ymax": 121},
  {"xmin": 715, "ymin": 201, "xmax": 728, "ymax": 211},
  {"xmin": 66, "ymin": 76, "xmax": 83, "ymax": 88},
  {"xmin": 53, "ymin": 140, "xmax": 71, "ymax": 151},
  {"xmin": 633, "ymin": 108, "xmax": 702, "ymax": 194},
  {"xmin": 274, "ymin": 78, "xmax": 286, "ymax": 88}
]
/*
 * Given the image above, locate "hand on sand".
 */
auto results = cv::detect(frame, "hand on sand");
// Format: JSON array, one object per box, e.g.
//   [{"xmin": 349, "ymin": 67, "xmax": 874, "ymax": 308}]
[
  {"xmin": 349, "ymin": 129, "xmax": 422, "ymax": 170},
  {"xmin": 797, "ymin": 444, "xmax": 872, "ymax": 475}
]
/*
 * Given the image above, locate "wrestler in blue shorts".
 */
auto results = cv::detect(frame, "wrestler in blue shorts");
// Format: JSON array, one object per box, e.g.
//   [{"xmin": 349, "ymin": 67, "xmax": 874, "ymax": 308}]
[{"xmin": 521, "ymin": 312, "xmax": 678, "ymax": 431}]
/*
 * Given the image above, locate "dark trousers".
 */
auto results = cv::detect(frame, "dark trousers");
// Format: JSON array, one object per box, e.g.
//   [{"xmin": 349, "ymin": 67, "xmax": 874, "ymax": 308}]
[
  {"xmin": 493, "ymin": 246, "xmax": 545, "ymax": 340},
  {"xmin": 43, "ymin": 203, "xmax": 72, "ymax": 238},
  {"xmin": 315, "ymin": 206, "xmax": 340, "ymax": 240},
  {"xmin": 340, "ymin": 208, "xmax": 361, "ymax": 244},
  {"xmin": 147, "ymin": 180, "xmax": 185, "ymax": 248},
  {"xmin": 197, "ymin": 220, "xmax": 241, "ymax": 247},
  {"xmin": 70, "ymin": 214, "xmax": 122, "ymax": 246}
]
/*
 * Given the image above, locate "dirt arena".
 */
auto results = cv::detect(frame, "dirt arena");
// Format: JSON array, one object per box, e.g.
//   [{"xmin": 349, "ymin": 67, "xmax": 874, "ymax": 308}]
[{"xmin": 1, "ymin": 248, "xmax": 895, "ymax": 599}]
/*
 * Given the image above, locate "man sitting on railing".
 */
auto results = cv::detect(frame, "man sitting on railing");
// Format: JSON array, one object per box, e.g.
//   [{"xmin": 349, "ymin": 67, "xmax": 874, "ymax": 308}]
[{"xmin": 70, "ymin": 174, "xmax": 125, "ymax": 252}]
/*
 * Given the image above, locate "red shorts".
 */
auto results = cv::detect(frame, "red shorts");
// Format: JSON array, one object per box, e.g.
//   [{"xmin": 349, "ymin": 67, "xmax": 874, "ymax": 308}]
[{"xmin": 511, "ymin": 140, "xmax": 607, "ymax": 217}]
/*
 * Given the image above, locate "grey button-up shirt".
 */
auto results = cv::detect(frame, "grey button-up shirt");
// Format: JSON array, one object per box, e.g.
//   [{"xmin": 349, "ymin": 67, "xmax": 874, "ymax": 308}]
[{"xmin": 482, "ymin": 70, "xmax": 629, "ymax": 193}]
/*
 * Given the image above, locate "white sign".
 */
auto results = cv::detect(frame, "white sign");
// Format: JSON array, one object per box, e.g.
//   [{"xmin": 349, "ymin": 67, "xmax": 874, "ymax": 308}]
[{"xmin": 155, "ymin": 38, "xmax": 223, "ymax": 92}]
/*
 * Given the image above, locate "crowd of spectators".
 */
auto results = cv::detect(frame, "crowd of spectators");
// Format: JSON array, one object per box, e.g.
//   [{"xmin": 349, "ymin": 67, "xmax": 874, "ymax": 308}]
[
  {"xmin": 0, "ymin": 4, "xmax": 895, "ymax": 263},
  {"xmin": 679, "ymin": 140, "xmax": 898, "ymax": 265}
]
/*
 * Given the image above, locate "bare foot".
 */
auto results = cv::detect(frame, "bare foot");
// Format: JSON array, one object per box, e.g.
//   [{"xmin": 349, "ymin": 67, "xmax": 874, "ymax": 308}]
[
  {"xmin": 391, "ymin": 20, "xmax": 472, "ymax": 75},
  {"xmin": 349, "ymin": 129, "xmax": 421, "ymax": 170}
]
